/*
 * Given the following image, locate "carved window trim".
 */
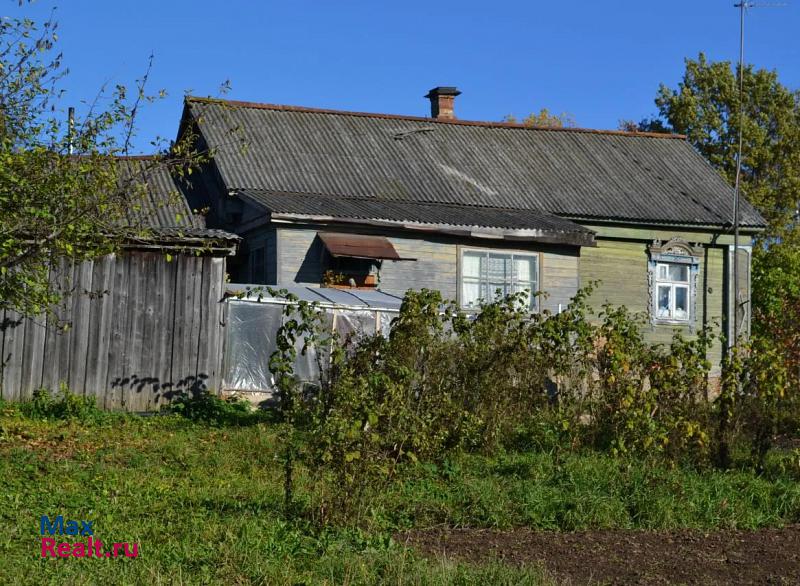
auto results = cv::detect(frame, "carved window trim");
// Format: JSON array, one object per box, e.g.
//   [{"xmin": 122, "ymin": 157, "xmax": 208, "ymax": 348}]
[{"xmin": 647, "ymin": 238, "xmax": 702, "ymax": 331}]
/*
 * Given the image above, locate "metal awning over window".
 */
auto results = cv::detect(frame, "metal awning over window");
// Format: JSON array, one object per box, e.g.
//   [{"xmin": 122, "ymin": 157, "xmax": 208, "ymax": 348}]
[{"xmin": 318, "ymin": 232, "xmax": 415, "ymax": 261}]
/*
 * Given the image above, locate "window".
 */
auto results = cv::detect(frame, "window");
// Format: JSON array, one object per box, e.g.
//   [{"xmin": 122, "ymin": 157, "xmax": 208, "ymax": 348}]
[
  {"xmin": 648, "ymin": 238, "xmax": 700, "ymax": 329},
  {"xmin": 654, "ymin": 262, "xmax": 690, "ymax": 321},
  {"xmin": 249, "ymin": 247, "xmax": 265, "ymax": 284},
  {"xmin": 461, "ymin": 250, "xmax": 539, "ymax": 311}
]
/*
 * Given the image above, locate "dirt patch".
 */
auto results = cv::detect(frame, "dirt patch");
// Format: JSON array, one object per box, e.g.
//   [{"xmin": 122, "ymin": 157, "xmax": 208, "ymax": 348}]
[{"xmin": 400, "ymin": 525, "xmax": 800, "ymax": 585}]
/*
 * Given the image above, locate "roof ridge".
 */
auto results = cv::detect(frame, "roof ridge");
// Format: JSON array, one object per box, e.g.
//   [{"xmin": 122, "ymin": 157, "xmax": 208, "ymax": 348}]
[{"xmin": 186, "ymin": 96, "xmax": 686, "ymax": 140}]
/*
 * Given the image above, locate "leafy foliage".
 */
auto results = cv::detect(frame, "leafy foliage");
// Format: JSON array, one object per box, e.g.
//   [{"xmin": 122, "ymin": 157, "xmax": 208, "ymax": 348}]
[
  {"xmin": 167, "ymin": 390, "xmax": 271, "ymax": 426},
  {"xmin": 264, "ymin": 287, "xmax": 791, "ymax": 523},
  {"xmin": 17, "ymin": 384, "xmax": 114, "ymax": 424},
  {"xmin": 0, "ymin": 6, "xmax": 210, "ymax": 316},
  {"xmin": 504, "ymin": 108, "xmax": 576, "ymax": 128}
]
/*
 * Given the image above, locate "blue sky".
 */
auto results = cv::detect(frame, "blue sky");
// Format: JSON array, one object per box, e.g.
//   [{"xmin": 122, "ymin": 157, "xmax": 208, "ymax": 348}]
[{"xmin": 19, "ymin": 0, "xmax": 799, "ymax": 153}]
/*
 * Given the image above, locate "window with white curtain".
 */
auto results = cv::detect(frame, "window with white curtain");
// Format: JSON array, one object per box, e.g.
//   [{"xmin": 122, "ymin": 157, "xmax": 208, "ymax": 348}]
[
  {"xmin": 461, "ymin": 250, "xmax": 539, "ymax": 311},
  {"xmin": 647, "ymin": 238, "xmax": 701, "ymax": 330},
  {"xmin": 654, "ymin": 262, "xmax": 690, "ymax": 321}
]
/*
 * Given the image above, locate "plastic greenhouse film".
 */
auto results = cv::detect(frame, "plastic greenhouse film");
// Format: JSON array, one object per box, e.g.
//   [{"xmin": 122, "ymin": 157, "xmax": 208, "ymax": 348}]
[
  {"xmin": 223, "ymin": 301, "xmax": 283, "ymax": 391},
  {"xmin": 333, "ymin": 309, "xmax": 377, "ymax": 345}
]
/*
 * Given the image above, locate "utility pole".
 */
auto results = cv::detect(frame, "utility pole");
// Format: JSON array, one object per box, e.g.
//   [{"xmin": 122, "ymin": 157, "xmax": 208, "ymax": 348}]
[
  {"xmin": 732, "ymin": 2, "xmax": 746, "ymax": 348},
  {"xmin": 731, "ymin": 1, "xmax": 786, "ymax": 348},
  {"xmin": 67, "ymin": 106, "xmax": 75, "ymax": 155}
]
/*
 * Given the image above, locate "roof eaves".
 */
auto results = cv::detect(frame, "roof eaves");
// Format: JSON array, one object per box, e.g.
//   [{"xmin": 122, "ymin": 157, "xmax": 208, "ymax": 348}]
[
  {"xmin": 562, "ymin": 214, "xmax": 766, "ymax": 231},
  {"xmin": 234, "ymin": 188, "xmax": 593, "ymax": 231},
  {"xmin": 269, "ymin": 212, "xmax": 597, "ymax": 247}
]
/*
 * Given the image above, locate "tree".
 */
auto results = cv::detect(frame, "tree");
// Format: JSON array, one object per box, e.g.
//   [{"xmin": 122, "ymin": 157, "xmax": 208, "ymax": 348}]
[
  {"xmin": 0, "ymin": 8, "xmax": 206, "ymax": 316},
  {"xmin": 504, "ymin": 108, "xmax": 576, "ymax": 128},
  {"xmin": 643, "ymin": 53, "xmax": 800, "ymax": 236},
  {"xmin": 643, "ymin": 53, "xmax": 800, "ymax": 392}
]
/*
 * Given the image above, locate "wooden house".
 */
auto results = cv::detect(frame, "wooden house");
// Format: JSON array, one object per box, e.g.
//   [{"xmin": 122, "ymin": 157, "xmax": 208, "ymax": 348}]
[{"xmin": 177, "ymin": 87, "xmax": 765, "ymax": 378}]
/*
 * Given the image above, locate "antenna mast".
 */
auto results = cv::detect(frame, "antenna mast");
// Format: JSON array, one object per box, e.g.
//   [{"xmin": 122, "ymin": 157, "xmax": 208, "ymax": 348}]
[
  {"xmin": 732, "ymin": 2, "xmax": 746, "ymax": 348},
  {"xmin": 731, "ymin": 1, "xmax": 786, "ymax": 348},
  {"xmin": 67, "ymin": 106, "xmax": 75, "ymax": 156}
]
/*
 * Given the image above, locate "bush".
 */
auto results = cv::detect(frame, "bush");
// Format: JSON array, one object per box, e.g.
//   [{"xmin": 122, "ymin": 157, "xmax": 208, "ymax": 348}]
[
  {"xmin": 19, "ymin": 384, "xmax": 110, "ymax": 423},
  {"xmin": 167, "ymin": 390, "xmax": 270, "ymax": 426},
  {"xmin": 588, "ymin": 305, "xmax": 713, "ymax": 463},
  {"xmin": 266, "ymin": 286, "xmax": 796, "ymax": 523}
]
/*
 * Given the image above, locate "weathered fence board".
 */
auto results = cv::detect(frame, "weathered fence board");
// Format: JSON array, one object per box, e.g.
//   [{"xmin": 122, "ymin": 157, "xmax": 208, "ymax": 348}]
[
  {"xmin": 152, "ymin": 254, "xmax": 177, "ymax": 410},
  {"xmin": 84, "ymin": 255, "xmax": 115, "ymax": 402},
  {"xmin": 69, "ymin": 259, "xmax": 94, "ymax": 393},
  {"xmin": 0, "ymin": 250, "xmax": 228, "ymax": 411},
  {"xmin": 53, "ymin": 258, "xmax": 75, "ymax": 390},
  {"xmin": 104, "ymin": 252, "xmax": 131, "ymax": 410},
  {"xmin": 20, "ymin": 313, "xmax": 46, "ymax": 396},
  {"xmin": 1, "ymin": 310, "xmax": 25, "ymax": 400}
]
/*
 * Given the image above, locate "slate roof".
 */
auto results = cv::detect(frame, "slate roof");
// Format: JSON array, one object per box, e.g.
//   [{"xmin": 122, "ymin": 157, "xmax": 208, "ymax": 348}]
[
  {"xmin": 238, "ymin": 188, "xmax": 596, "ymax": 246},
  {"xmin": 116, "ymin": 157, "xmax": 240, "ymax": 242},
  {"xmin": 184, "ymin": 97, "xmax": 766, "ymax": 229}
]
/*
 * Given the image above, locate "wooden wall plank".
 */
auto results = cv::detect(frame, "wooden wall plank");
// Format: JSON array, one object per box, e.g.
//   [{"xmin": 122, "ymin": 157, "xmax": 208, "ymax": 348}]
[
  {"xmin": 19, "ymin": 312, "xmax": 47, "ymax": 399},
  {"xmin": 168, "ymin": 256, "xmax": 190, "ymax": 400},
  {"xmin": 195, "ymin": 256, "xmax": 213, "ymax": 394},
  {"xmin": 202, "ymin": 257, "xmax": 225, "ymax": 393},
  {"xmin": 40, "ymin": 262, "xmax": 61, "ymax": 392},
  {"xmin": 55, "ymin": 258, "xmax": 76, "ymax": 390},
  {"xmin": 137, "ymin": 252, "xmax": 162, "ymax": 411},
  {"xmin": 186, "ymin": 256, "xmax": 204, "ymax": 393},
  {"xmin": 151, "ymin": 255, "xmax": 177, "ymax": 409},
  {"xmin": 127, "ymin": 253, "xmax": 154, "ymax": 412},
  {"xmin": 172, "ymin": 255, "xmax": 202, "ymax": 397},
  {"xmin": 105, "ymin": 253, "xmax": 131, "ymax": 410},
  {"xmin": 69, "ymin": 259, "xmax": 94, "ymax": 394},
  {"xmin": 122, "ymin": 253, "xmax": 145, "ymax": 411},
  {"xmin": 0, "ymin": 310, "xmax": 25, "ymax": 401},
  {"xmin": 84, "ymin": 255, "xmax": 115, "ymax": 402}
]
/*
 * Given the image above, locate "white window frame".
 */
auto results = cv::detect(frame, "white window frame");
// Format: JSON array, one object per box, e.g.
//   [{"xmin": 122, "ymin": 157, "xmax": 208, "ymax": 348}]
[
  {"xmin": 647, "ymin": 238, "xmax": 701, "ymax": 331},
  {"xmin": 653, "ymin": 262, "xmax": 691, "ymax": 323},
  {"xmin": 459, "ymin": 248, "xmax": 540, "ymax": 312}
]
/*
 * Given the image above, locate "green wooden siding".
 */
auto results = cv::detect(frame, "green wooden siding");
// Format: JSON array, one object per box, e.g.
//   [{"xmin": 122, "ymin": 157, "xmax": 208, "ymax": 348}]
[
  {"xmin": 579, "ymin": 237, "xmax": 727, "ymax": 374},
  {"xmin": 578, "ymin": 223, "xmax": 756, "ymax": 246}
]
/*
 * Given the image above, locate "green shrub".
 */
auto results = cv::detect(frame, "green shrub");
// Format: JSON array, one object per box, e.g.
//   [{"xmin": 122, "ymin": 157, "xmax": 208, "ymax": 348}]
[
  {"xmin": 587, "ymin": 306, "xmax": 713, "ymax": 463},
  {"xmin": 19, "ymin": 383, "xmax": 111, "ymax": 423},
  {"xmin": 167, "ymin": 390, "xmax": 270, "ymax": 426},
  {"xmin": 265, "ymin": 285, "xmax": 797, "ymax": 523}
]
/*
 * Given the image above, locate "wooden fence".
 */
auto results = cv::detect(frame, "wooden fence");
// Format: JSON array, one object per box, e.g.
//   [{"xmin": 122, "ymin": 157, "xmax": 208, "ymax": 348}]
[{"xmin": 0, "ymin": 251, "xmax": 227, "ymax": 411}]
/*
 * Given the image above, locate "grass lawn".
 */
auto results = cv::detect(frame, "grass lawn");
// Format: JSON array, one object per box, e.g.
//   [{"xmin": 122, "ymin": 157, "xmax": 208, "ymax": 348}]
[{"xmin": 1, "ymin": 405, "xmax": 798, "ymax": 585}]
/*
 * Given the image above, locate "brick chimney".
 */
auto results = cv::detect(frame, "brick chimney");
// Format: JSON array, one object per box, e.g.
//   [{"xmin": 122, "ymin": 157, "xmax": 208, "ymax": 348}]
[{"xmin": 425, "ymin": 86, "xmax": 461, "ymax": 120}]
